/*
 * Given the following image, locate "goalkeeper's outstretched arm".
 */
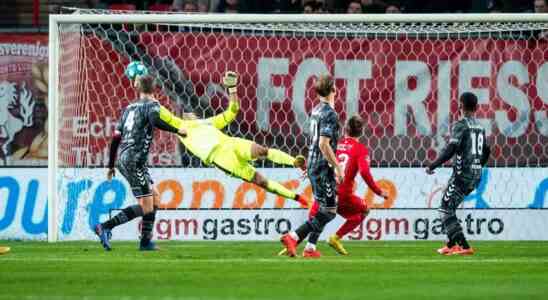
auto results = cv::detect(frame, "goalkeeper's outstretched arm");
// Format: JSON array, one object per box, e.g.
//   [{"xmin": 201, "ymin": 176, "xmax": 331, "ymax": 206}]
[
  {"xmin": 149, "ymin": 104, "xmax": 187, "ymax": 137},
  {"xmin": 208, "ymin": 71, "xmax": 240, "ymax": 130}
]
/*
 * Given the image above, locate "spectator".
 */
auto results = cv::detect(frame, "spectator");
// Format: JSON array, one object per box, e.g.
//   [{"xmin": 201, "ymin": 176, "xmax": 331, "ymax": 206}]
[
  {"xmin": 216, "ymin": 0, "xmax": 245, "ymax": 12},
  {"xmin": 279, "ymin": 0, "xmax": 303, "ymax": 13},
  {"xmin": 361, "ymin": 0, "xmax": 387, "ymax": 13},
  {"xmin": 385, "ymin": 4, "xmax": 401, "ymax": 13},
  {"xmin": 182, "ymin": 1, "xmax": 199, "ymax": 11},
  {"xmin": 535, "ymin": 0, "xmax": 548, "ymax": 12},
  {"xmin": 347, "ymin": 1, "xmax": 362, "ymax": 13},
  {"xmin": 197, "ymin": 1, "xmax": 209, "ymax": 12},
  {"xmin": 303, "ymin": 0, "xmax": 325, "ymax": 13}
]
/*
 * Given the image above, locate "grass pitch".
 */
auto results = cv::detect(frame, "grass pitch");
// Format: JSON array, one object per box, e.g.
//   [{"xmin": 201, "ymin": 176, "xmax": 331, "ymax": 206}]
[{"xmin": 0, "ymin": 240, "xmax": 547, "ymax": 300}]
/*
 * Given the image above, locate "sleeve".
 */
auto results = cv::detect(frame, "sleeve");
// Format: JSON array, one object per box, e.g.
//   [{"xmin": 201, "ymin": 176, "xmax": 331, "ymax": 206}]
[
  {"xmin": 429, "ymin": 143, "xmax": 457, "ymax": 170},
  {"xmin": 429, "ymin": 122, "xmax": 465, "ymax": 170},
  {"xmin": 148, "ymin": 103, "xmax": 183, "ymax": 133},
  {"xmin": 448, "ymin": 121, "xmax": 466, "ymax": 146},
  {"xmin": 107, "ymin": 131, "xmax": 122, "ymax": 169},
  {"xmin": 480, "ymin": 138, "xmax": 491, "ymax": 166},
  {"xmin": 358, "ymin": 146, "xmax": 383, "ymax": 196},
  {"xmin": 115, "ymin": 111, "xmax": 124, "ymax": 135},
  {"xmin": 206, "ymin": 100, "xmax": 240, "ymax": 130},
  {"xmin": 319, "ymin": 110, "xmax": 338, "ymax": 139}
]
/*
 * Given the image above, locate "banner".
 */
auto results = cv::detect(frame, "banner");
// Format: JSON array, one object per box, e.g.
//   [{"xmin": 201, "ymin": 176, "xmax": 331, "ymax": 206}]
[
  {"xmin": 75, "ymin": 31, "xmax": 548, "ymax": 167},
  {"xmin": 90, "ymin": 209, "xmax": 548, "ymax": 241},
  {"xmin": 0, "ymin": 34, "xmax": 48, "ymax": 166},
  {"xmin": 0, "ymin": 167, "xmax": 546, "ymax": 240}
]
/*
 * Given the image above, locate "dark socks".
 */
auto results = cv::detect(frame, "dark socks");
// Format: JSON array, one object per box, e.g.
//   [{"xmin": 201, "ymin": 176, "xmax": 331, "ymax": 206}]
[
  {"xmin": 295, "ymin": 222, "xmax": 313, "ymax": 241},
  {"xmin": 102, "ymin": 204, "xmax": 144, "ymax": 230},
  {"xmin": 454, "ymin": 232, "xmax": 470, "ymax": 249},
  {"xmin": 140, "ymin": 206, "xmax": 157, "ymax": 245}
]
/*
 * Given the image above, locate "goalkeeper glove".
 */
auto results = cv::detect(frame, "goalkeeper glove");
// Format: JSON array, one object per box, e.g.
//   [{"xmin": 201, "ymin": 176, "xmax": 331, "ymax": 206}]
[{"xmin": 223, "ymin": 71, "xmax": 238, "ymax": 94}]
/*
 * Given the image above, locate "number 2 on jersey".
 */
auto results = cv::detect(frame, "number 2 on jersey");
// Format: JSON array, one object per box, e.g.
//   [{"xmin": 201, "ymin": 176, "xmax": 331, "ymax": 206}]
[
  {"xmin": 470, "ymin": 131, "xmax": 484, "ymax": 155},
  {"xmin": 338, "ymin": 153, "xmax": 349, "ymax": 173}
]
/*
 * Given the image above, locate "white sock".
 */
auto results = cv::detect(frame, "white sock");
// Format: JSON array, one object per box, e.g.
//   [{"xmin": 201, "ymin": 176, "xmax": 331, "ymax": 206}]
[
  {"xmin": 289, "ymin": 231, "xmax": 299, "ymax": 241},
  {"xmin": 305, "ymin": 242, "xmax": 316, "ymax": 251}
]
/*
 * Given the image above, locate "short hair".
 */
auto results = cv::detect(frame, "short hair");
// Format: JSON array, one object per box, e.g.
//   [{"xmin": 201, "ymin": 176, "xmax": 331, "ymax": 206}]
[
  {"xmin": 460, "ymin": 92, "xmax": 478, "ymax": 112},
  {"xmin": 314, "ymin": 75, "xmax": 335, "ymax": 97},
  {"xmin": 345, "ymin": 115, "xmax": 364, "ymax": 137},
  {"xmin": 136, "ymin": 75, "xmax": 155, "ymax": 94}
]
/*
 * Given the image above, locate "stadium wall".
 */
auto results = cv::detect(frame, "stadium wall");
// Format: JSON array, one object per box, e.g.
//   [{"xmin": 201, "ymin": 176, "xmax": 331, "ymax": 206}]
[{"xmin": 0, "ymin": 168, "xmax": 546, "ymax": 241}]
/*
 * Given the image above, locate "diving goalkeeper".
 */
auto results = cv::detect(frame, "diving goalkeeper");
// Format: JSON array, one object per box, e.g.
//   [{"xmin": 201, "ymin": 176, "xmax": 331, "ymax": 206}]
[{"xmin": 170, "ymin": 71, "xmax": 308, "ymax": 205}]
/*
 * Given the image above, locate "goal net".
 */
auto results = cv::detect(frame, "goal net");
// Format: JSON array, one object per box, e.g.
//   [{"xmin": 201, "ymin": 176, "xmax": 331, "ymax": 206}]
[{"xmin": 48, "ymin": 11, "xmax": 548, "ymax": 241}]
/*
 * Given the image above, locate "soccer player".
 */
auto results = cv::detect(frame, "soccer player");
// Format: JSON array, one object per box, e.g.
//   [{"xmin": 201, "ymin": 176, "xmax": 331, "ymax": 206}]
[
  {"xmin": 171, "ymin": 71, "xmax": 308, "ymax": 205},
  {"xmin": 94, "ymin": 75, "xmax": 187, "ymax": 251},
  {"xmin": 280, "ymin": 75, "xmax": 341, "ymax": 258},
  {"xmin": 278, "ymin": 115, "xmax": 388, "ymax": 256},
  {"xmin": 426, "ymin": 92, "xmax": 490, "ymax": 256}
]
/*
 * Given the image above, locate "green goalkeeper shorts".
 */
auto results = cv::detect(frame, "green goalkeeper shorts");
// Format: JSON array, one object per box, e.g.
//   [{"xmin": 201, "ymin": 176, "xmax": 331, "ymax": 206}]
[{"xmin": 211, "ymin": 137, "xmax": 256, "ymax": 182}]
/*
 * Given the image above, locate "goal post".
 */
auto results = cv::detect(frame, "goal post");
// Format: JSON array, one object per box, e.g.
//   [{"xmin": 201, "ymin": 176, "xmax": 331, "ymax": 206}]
[{"xmin": 48, "ymin": 12, "xmax": 548, "ymax": 242}]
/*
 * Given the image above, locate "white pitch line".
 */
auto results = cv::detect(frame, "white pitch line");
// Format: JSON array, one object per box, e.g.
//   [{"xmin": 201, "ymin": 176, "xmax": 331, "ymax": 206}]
[{"xmin": 2, "ymin": 257, "xmax": 548, "ymax": 264}]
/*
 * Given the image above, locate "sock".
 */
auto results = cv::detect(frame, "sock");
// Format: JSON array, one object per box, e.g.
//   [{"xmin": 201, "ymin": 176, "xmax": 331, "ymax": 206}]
[
  {"xmin": 455, "ymin": 232, "xmax": 470, "ymax": 249},
  {"xmin": 102, "ymin": 204, "xmax": 144, "ymax": 230},
  {"xmin": 336, "ymin": 214, "xmax": 364, "ymax": 238},
  {"xmin": 267, "ymin": 149, "xmax": 295, "ymax": 166},
  {"xmin": 266, "ymin": 180, "xmax": 296, "ymax": 199},
  {"xmin": 305, "ymin": 242, "xmax": 316, "ymax": 251},
  {"xmin": 140, "ymin": 206, "xmax": 157, "ymax": 245},
  {"xmin": 308, "ymin": 232, "xmax": 320, "ymax": 245},
  {"xmin": 295, "ymin": 222, "xmax": 313, "ymax": 241},
  {"xmin": 447, "ymin": 238, "xmax": 457, "ymax": 248}
]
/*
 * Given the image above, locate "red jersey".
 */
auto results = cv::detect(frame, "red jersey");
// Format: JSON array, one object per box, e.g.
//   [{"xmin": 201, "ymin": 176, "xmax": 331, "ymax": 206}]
[{"xmin": 336, "ymin": 137, "xmax": 382, "ymax": 197}]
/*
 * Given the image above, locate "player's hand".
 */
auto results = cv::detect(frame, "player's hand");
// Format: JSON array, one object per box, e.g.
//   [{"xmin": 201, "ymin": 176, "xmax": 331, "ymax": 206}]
[
  {"xmin": 425, "ymin": 167, "xmax": 435, "ymax": 175},
  {"xmin": 107, "ymin": 168, "xmax": 115, "ymax": 181},
  {"xmin": 178, "ymin": 127, "xmax": 188, "ymax": 138},
  {"xmin": 334, "ymin": 165, "xmax": 344, "ymax": 184},
  {"xmin": 223, "ymin": 71, "xmax": 238, "ymax": 94}
]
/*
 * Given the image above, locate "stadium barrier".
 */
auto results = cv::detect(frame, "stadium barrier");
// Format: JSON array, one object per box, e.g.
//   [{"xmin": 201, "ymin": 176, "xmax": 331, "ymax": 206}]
[{"xmin": 0, "ymin": 168, "xmax": 546, "ymax": 240}]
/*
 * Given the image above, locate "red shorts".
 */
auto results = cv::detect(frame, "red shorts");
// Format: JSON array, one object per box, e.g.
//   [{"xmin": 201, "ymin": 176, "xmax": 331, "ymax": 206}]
[{"xmin": 308, "ymin": 193, "xmax": 368, "ymax": 219}]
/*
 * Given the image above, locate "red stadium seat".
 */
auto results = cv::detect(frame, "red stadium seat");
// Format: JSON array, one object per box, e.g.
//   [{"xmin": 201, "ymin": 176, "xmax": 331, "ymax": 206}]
[
  {"xmin": 149, "ymin": 4, "xmax": 171, "ymax": 11},
  {"xmin": 109, "ymin": 4, "xmax": 136, "ymax": 11}
]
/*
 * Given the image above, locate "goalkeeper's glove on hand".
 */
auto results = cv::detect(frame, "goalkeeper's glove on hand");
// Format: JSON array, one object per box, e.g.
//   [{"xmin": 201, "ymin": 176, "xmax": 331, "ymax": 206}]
[{"xmin": 223, "ymin": 71, "xmax": 238, "ymax": 94}]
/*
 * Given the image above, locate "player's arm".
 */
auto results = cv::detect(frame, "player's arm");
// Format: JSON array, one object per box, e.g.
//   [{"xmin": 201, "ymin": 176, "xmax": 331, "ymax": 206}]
[
  {"xmin": 207, "ymin": 71, "xmax": 240, "ymax": 129},
  {"xmin": 148, "ymin": 104, "xmax": 187, "ymax": 137},
  {"xmin": 107, "ymin": 123, "xmax": 122, "ymax": 180},
  {"xmin": 426, "ymin": 122, "xmax": 464, "ymax": 174},
  {"xmin": 207, "ymin": 96, "xmax": 240, "ymax": 129},
  {"xmin": 480, "ymin": 136, "xmax": 491, "ymax": 166},
  {"xmin": 358, "ymin": 146, "xmax": 385, "ymax": 197},
  {"xmin": 319, "ymin": 112, "xmax": 343, "ymax": 183}
]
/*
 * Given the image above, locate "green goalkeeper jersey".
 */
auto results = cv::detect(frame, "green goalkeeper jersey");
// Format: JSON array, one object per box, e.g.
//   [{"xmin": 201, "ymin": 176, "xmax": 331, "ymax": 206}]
[{"xmin": 161, "ymin": 100, "xmax": 240, "ymax": 164}]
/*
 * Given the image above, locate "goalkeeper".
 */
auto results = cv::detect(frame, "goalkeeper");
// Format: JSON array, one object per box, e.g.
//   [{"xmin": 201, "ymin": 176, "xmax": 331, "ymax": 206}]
[{"xmin": 174, "ymin": 71, "xmax": 308, "ymax": 205}]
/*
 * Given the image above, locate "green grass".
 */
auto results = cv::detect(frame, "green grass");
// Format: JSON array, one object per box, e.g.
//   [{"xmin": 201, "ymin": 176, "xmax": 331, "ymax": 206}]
[{"xmin": 1, "ymin": 241, "xmax": 547, "ymax": 300}]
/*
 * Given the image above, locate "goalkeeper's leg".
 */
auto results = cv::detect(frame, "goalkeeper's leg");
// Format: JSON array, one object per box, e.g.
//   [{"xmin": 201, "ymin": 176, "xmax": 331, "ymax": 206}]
[
  {"xmin": 233, "ymin": 137, "xmax": 305, "ymax": 170},
  {"xmin": 251, "ymin": 172, "xmax": 306, "ymax": 205}
]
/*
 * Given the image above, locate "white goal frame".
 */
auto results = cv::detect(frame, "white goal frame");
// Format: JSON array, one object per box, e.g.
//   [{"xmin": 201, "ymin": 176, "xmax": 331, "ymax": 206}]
[{"xmin": 47, "ymin": 13, "xmax": 548, "ymax": 242}]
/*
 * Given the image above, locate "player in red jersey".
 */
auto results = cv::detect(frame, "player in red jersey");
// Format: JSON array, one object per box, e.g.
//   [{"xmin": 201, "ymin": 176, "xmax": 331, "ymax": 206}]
[{"xmin": 279, "ymin": 115, "xmax": 387, "ymax": 256}]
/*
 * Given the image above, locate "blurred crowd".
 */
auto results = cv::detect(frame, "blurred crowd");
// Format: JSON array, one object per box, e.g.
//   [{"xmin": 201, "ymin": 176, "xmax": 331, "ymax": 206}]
[{"xmin": 88, "ymin": 0, "xmax": 548, "ymax": 14}]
